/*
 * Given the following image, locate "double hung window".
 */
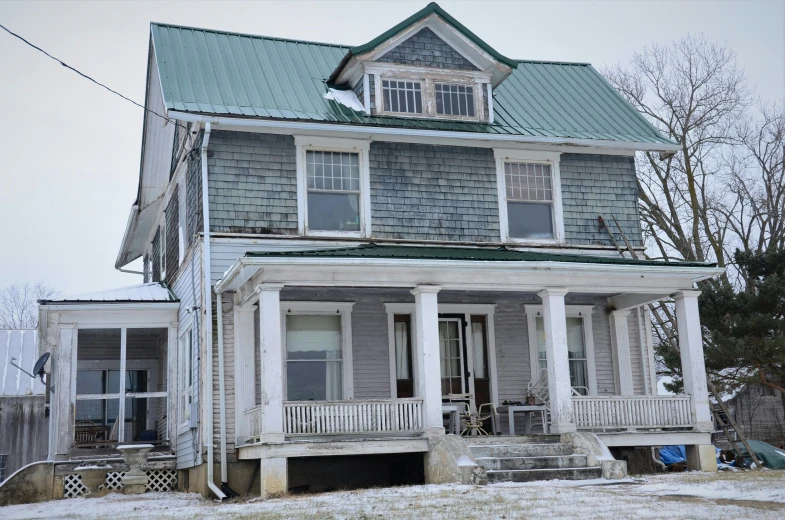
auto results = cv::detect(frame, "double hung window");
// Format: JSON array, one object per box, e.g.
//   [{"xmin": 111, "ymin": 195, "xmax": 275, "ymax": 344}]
[
  {"xmin": 495, "ymin": 150, "xmax": 563, "ymax": 243},
  {"xmin": 434, "ymin": 83, "xmax": 475, "ymax": 117}
]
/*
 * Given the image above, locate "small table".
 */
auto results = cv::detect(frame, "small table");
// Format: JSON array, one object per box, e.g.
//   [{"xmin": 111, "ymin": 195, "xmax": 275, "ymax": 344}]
[
  {"xmin": 442, "ymin": 404, "xmax": 462, "ymax": 435},
  {"xmin": 496, "ymin": 405, "xmax": 549, "ymax": 435}
]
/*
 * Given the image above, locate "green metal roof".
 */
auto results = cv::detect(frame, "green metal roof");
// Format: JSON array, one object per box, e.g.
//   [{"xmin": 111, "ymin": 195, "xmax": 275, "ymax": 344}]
[
  {"xmin": 244, "ymin": 244, "xmax": 715, "ymax": 268},
  {"xmin": 345, "ymin": 2, "xmax": 518, "ymax": 69},
  {"xmin": 150, "ymin": 20, "xmax": 675, "ymax": 146}
]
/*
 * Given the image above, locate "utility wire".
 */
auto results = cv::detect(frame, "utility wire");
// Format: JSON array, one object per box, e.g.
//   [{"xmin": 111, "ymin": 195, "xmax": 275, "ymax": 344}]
[{"xmin": 0, "ymin": 22, "xmax": 184, "ymax": 129}]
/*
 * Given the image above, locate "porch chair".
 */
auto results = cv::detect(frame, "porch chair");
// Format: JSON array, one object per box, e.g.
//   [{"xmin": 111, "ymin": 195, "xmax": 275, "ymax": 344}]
[
  {"xmin": 461, "ymin": 403, "xmax": 498, "ymax": 437},
  {"xmin": 74, "ymin": 421, "xmax": 98, "ymax": 446}
]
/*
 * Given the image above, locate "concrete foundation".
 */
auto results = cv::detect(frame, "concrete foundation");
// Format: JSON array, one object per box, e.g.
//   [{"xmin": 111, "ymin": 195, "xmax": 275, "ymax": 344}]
[
  {"xmin": 260, "ymin": 458, "xmax": 287, "ymax": 498},
  {"xmin": 423, "ymin": 434, "xmax": 485, "ymax": 485},
  {"xmin": 178, "ymin": 461, "xmax": 258, "ymax": 497},
  {"xmin": 0, "ymin": 461, "xmax": 55, "ymax": 506},
  {"xmin": 686, "ymin": 444, "xmax": 718, "ymax": 472}
]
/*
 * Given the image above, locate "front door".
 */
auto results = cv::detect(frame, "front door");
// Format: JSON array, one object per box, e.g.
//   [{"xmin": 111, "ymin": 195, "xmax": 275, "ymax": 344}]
[{"xmin": 439, "ymin": 316, "xmax": 470, "ymax": 404}]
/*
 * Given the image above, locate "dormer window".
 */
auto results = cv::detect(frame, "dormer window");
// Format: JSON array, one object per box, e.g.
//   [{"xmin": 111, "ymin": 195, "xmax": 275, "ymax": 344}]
[
  {"xmin": 435, "ymin": 83, "xmax": 475, "ymax": 117},
  {"xmin": 382, "ymin": 80, "xmax": 423, "ymax": 114}
]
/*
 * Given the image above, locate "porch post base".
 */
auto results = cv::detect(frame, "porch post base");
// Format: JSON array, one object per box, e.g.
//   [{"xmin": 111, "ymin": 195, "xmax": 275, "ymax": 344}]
[
  {"xmin": 258, "ymin": 432, "xmax": 285, "ymax": 444},
  {"xmin": 550, "ymin": 423, "xmax": 576, "ymax": 434},
  {"xmin": 260, "ymin": 457, "xmax": 287, "ymax": 498},
  {"xmin": 424, "ymin": 434, "xmax": 486, "ymax": 485},
  {"xmin": 425, "ymin": 426, "xmax": 446, "ymax": 437},
  {"xmin": 685, "ymin": 444, "xmax": 717, "ymax": 472}
]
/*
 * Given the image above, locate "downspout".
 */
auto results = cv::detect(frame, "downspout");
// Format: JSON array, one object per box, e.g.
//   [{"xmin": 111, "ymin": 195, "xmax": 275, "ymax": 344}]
[
  {"xmin": 216, "ymin": 288, "xmax": 239, "ymax": 497},
  {"xmin": 200, "ymin": 122, "xmax": 226, "ymax": 501}
]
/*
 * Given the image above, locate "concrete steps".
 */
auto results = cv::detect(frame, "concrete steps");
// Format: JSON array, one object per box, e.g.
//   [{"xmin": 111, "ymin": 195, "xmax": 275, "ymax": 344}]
[{"xmin": 468, "ymin": 438, "xmax": 602, "ymax": 483}]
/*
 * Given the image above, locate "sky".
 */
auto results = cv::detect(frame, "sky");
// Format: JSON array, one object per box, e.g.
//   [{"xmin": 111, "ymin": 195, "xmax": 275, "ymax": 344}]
[{"xmin": 0, "ymin": 0, "xmax": 783, "ymax": 296}]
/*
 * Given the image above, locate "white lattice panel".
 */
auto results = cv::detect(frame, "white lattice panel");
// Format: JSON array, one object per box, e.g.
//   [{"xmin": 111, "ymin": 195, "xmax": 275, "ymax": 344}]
[
  {"xmin": 100, "ymin": 472, "xmax": 124, "ymax": 491},
  {"xmin": 146, "ymin": 469, "xmax": 177, "ymax": 492},
  {"xmin": 63, "ymin": 474, "xmax": 88, "ymax": 498}
]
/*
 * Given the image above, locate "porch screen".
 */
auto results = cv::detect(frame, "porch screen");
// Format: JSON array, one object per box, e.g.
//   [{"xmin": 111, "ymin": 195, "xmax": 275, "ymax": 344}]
[
  {"xmin": 286, "ymin": 315, "xmax": 343, "ymax": 401},
  {"xmin": 535, "ymin": 317, "xmax": 589, "ymax": 395}
]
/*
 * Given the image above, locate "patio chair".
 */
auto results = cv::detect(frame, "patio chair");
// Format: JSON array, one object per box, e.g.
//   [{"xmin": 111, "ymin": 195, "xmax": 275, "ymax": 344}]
[
  {"xmin": 461, "ymin": 403, "xmax": 498, "ymax": 436},
  {"xmin": 74, "ymin": 421, "xmax": 98, "ymax": 445}
]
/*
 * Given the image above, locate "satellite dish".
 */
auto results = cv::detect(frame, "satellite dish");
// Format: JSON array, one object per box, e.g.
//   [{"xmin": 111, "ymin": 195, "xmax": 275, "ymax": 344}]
[{"xmin": 33, "ymin": 352, "xmax": 50, "ymax": 380}]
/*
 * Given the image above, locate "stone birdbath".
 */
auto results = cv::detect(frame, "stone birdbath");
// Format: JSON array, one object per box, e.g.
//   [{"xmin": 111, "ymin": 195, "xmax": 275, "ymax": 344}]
[{"xmin": 117, "ymin": 444, "xmax": 154, "ymax": 494}]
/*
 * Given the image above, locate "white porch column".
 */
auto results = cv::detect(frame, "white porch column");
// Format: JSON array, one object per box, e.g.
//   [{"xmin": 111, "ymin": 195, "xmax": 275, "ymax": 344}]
[
  {"xmin": 411, "ymin": 285, "xmax": 443, "ymax": 435},
  {"xmin": 673, "ymin": 290, "xmax": 713, "ymax": 431},
  {"xmin": 257, "ymin": 283, "xmax": 285, "ymax": 443},
  {"xmin": 234, "ymin": 305, "xmax": 256, "ymax": 444},
  {"xmin": 609, "ymin": 310, "xmax": 634, "ymax": 396},
  {"xmin": 538, "ymin": 288, "xmax": 575, "ymax": 434}
]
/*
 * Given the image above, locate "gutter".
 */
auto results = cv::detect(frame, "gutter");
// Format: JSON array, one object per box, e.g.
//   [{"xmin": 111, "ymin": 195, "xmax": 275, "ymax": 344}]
[
  {"xmin": 200, "ymin": 122, "xmax": 226, "ymax": 501},
  {"xmin": 168, "ymin": 111, "xmax": 682, "ymax": 153}
]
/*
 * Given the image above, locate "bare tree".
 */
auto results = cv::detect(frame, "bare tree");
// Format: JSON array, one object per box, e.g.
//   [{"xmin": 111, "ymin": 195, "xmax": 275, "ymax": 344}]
[{"xmin": 0, "ymin": 281, "xmax": 59, "ymax": 329}]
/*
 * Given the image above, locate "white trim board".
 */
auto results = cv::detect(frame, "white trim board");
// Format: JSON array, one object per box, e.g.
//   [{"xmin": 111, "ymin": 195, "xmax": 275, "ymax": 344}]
[{"xmin": 524, "ymin": 304, "xmax": 597, "ymax": 396}]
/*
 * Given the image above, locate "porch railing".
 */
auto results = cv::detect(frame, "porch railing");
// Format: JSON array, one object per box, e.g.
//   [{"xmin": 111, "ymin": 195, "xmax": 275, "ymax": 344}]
[
  {"xmin": 244, "ymin": 405, "xmax": 264, "ymax": 443},
  {"xmin": 284, "ymin": 398, "xmax": 424, "ymax": 436},
  {"xmin": 572, "ymin": 395, "xmax": 694, "ymax": 430}
]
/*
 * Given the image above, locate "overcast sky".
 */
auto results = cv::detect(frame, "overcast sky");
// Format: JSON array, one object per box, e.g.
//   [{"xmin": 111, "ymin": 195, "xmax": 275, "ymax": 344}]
[{"xmin": 0, "ymin": 0, "xmax": 783, "ymax": 296}]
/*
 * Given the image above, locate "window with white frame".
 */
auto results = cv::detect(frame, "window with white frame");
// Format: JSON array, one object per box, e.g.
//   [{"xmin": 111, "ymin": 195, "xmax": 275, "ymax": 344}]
[
  {"xmin": 495, "ymin": 150, "xmax": 563, "ymax": 243},
  {"xmin": 282, "ymin": 302, "xmax": 354, "ymax": 401},
  {"xmin": 295, "ymin": 137, "xmax": 371, "ymax": 237},
  {"xmin": 435, "ymin": 83, "xmax": 475, "ymax": 117},
  {"xmin": 382, "ymin": 80, "xmax": 423, "ymax": 114},
  {"xmin": 525, "ymin": 305, "xmax": 596, "ymax": 396},
  {"xmin": 178, "ymin": 329, "xmax": 193, "ymax": 427}
]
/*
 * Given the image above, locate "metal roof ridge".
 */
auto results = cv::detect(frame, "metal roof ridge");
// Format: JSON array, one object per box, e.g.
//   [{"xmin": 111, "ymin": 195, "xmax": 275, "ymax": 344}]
[
  {"xmin": 515, "ymin": 59, "xmax": 592, "ymax": 66},
  {"xmin": 150, "ymin": 21, "xmax": 351, "ymax": 49}
]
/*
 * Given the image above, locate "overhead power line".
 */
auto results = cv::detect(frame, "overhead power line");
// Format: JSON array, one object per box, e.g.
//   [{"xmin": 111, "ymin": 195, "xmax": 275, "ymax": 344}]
[{"xmin": 0, "ymin": 22, "xmax": 182, "ymax": 129}]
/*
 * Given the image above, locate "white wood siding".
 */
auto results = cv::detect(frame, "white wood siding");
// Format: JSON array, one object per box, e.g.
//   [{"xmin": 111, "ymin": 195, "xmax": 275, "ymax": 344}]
[{"xmin": 171, "ymin": 245, "xmax": 202, "ymax": 469}]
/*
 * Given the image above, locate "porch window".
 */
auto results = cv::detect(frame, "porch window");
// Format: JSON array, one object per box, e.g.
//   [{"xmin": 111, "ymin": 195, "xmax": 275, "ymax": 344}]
[
  {"xmin": 393, "ymin": 315, "xmax": 414, "ymax": 398},
  {"xmin": 535, "ymin": 317, "xmax": 590, "ymax": 395},
  {"xmin": 178, "ymin": 329, "xmax": 193, "ymax": 427},
  {"xmin": 159, "ymin": 219, "xmax": 167, "ymax": 280},
  {"xmin": 285, "ymin": 315, "xmax": 344, "ymax": 401},
  {"xmin": 306, "ymin": 151, "xmax": 360, "ymax": 232},
  {"xmin": 471, "ymin": 316, "xmax": 491, "ymax": 405}
]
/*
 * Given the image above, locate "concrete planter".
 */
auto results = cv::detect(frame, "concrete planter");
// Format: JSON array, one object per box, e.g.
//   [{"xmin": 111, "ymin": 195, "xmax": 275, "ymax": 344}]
[{"xmin": 117, "ymin": 445, "xmax": 154, "ymax": 495}]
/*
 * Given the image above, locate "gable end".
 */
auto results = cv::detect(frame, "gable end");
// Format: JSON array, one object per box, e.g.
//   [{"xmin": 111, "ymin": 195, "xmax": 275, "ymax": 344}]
[{"xmin": 376, "ymin": 27, "xmax": 479, "ymax": 71}]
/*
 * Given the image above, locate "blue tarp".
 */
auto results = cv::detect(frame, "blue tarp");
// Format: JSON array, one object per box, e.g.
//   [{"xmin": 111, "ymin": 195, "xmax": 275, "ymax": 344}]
[{"xmin": 660, "ymin": 445, "xmax": 687, "ymax": 465}]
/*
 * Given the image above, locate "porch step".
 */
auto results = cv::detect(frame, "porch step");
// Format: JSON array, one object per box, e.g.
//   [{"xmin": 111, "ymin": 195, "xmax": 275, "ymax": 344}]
[
  {"xmin": 475, "ymin": 454, "xmax": 589, "ymax": 471},
  {"xmin": 486, "ymin": 466, "xmax": 603, "ymax": 483},
  {"xmin": 468, "ymin": 443, "xmax": 573, "ymax": 458},
  {"xmin": 464, "ymin": 435, "xmax": 561, "ymax": 445}
]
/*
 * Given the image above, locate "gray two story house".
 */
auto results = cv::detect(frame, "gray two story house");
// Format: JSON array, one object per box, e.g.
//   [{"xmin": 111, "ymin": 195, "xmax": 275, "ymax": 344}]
[{"xmin": 34, "ymin": 2, "xmax": 723, "ymax": 499}]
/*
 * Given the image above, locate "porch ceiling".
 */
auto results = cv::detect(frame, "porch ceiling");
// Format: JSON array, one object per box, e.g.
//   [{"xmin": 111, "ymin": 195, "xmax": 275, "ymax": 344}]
[{"xmin": 216, "ymin": 244, "xmax": 725, "ymax": 299}]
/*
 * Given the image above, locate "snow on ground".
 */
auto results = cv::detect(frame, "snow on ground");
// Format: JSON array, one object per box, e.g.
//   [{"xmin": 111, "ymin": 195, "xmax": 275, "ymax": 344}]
[{"xmin": 3, "ymin": 471, "xmax": 785, "ymax": 519}]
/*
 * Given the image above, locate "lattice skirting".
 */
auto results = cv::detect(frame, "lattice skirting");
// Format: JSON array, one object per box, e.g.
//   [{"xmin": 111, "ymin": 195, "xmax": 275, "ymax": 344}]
[{"xmin": 63, "ymin": 469, "xmax": 177, "ymax": 498}]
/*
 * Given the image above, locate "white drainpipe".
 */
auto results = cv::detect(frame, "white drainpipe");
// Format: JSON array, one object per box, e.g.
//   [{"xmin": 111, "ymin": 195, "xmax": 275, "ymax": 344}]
[
  {"xmin": 200, "ymin": 122, "xmax": 226, "ymax": 500},
  {"xmin": 216, "ymin": 287, "xmax": 229, "ymax": 487}
]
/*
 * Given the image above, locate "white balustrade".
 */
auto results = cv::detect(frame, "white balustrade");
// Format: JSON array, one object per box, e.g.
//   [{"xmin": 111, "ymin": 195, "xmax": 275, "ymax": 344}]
[
  {"xmin": 572, "ymin": 395, "xmax": 693, "ymax": 430},
  {"xmin": 244, "ymin": 405, "xmax": 264, "ymax": 443},
  {"xmin": 283, "ymin": 398, "xmax": 424, "ymax": 436}
]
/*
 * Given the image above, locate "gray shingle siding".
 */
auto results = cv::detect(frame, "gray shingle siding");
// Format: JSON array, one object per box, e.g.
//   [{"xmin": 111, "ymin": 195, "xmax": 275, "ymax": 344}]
[
  {"xmin": 352, "ymin": 78, "xmax": 363, "ymax": 105},
  {"xmin": 369, "ymin": 75, "xmax": 375, "ymax": 111},
  {"xmin": 186, "ymin": 132, "xmax": 203, "ymax": 248},
  {"xmin": 560, "ymin": 153, "xmax": 642, "ymax": 247},
  {"xmin": 165, "ymin": 190, "xmax": 179, "ymax": 283},
  {"xmin": 207, "ymin": 130, "xmax": 298, "ymax": 235},
  {"xmin": 377, "ymin": 28, "xmax": 478, "ymax": 71},
  {"xmin": 370, "ymin": 142, "xmax": 499, "ymax": 241},
  {"xmin": 151, "ymin": 228, "xmax": 161, "ymax": 283}
]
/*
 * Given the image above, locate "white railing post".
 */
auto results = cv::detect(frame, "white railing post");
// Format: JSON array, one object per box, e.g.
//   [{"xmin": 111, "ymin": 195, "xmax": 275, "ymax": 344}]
[
  {"xmin": 257, "ymin": 283, "xmax": 285, "ymax": 443},
  {"xmin": 673, "ymin": 290, "xmax": 714, "ymax": 431},
  {"xmin": 539, "ymin": 288, "xmax": 576, "ymax": 433},
  {"xmin": 411, "ymin": 285, "xmax": 443, "ymax": 435}
]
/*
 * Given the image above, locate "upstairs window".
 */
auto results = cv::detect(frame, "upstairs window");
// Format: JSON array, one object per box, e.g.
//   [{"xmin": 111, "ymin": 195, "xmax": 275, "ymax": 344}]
[
  {"xmin": 295, "ymin": 136, "xmax": 371, "ymax": 238},
  {"xmin": 435, "ymin": 83, "xmax": 475, "ymax": 117},
  {"xmin": 495, "ymin": 150, "xmax": 564, "ymax": 243},
  {"xmin": 306, "ymin": 151, "xmax": 360, "ymax": 232},
  {"xmin": 505, "ymin": 162, "xmax": 554, "ymax": 240},
  {"xmin": 382, "ymin": 80, "xmax": 423, "ymax": 114}
]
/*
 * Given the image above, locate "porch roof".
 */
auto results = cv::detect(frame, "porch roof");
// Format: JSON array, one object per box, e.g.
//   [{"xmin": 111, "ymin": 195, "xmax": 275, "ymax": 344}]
[
  {"xmin": 38, "ymin": 282, "xmax": 178, "ymax": 305},
  {"xmin": 244, "ymin": 244, "xmax": 716, "ymax": 268}
]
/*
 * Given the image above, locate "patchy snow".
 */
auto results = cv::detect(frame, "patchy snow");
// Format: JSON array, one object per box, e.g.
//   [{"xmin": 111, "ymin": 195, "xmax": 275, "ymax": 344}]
[
  {"xmin": 323, "ymin": 88, "xmax": 365, "ymax": 112},
  {"xmin": 3, "ymin": 472, "xmax": 785, "ymax": 519}
]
